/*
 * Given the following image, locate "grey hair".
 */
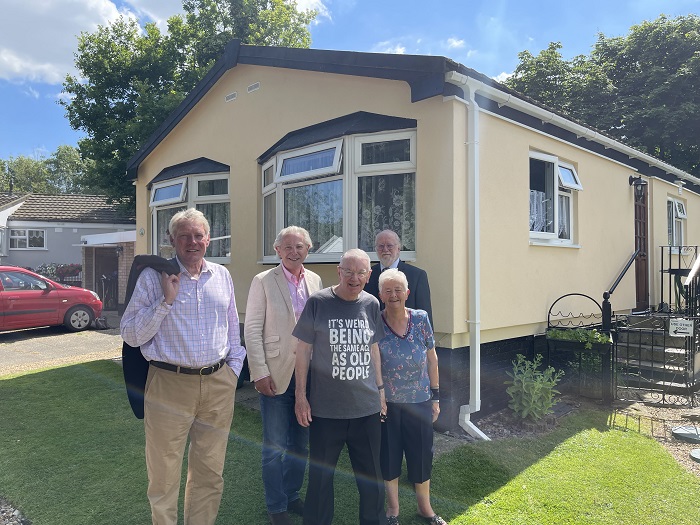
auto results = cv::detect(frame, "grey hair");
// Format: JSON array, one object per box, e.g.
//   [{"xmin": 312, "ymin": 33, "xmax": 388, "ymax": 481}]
[
  {"xmin": 169, "ymin": 208, "xmax": 210, "ymax": 238},
  {"xmin": 339, "ymin": 248, "xmax": 371, "ymax": 268},
  {"xmin": 273, "ymin": 226, "xmax": 312, "ymax": 250},
  {"xmin": 375, "ymin": 229, "xmax": 401, "ymax": 247},
  {"xmin": 378, "ymin": 268, "xmax": 408, "ymax": 291}
]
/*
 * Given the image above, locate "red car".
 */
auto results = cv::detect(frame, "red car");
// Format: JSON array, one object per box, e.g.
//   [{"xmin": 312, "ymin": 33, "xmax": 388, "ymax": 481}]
[{"xmin": 0, "ymin": 266, "xmax": 103, "ymax": 333}]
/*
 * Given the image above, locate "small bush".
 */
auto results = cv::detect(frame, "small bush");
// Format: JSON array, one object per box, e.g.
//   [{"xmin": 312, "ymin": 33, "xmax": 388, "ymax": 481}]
[
  {"xmin": 505, "ymin": 354, "xmax": 564, "ymax": 421},
  {"xmin": 546, "ymin": 327, "xmax": 612, "ymax": 350}
]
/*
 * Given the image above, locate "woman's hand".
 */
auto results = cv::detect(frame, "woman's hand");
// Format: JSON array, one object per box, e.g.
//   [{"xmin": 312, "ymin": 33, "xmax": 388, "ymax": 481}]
[{"xmin": 431, "ymin": 401, "xmax": 440, "ymax": 423}]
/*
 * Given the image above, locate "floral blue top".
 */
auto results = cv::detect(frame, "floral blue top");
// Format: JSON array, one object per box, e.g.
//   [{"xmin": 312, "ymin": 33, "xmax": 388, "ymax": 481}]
[{"xmin": 379, "ymin": 308, "xmax": 435, "ymax": 403}]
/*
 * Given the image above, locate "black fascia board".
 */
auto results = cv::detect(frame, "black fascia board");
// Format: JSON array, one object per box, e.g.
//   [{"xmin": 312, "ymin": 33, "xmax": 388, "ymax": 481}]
[{"xmin": 146, "ymin": 157, "xmax": 230, "ymax": 189}]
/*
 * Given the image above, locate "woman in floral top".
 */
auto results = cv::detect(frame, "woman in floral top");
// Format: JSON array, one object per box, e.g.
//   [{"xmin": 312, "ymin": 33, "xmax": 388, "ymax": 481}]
[{"xmin": 377, "ymin": 268, "xmax": 444, "ymax": 525}]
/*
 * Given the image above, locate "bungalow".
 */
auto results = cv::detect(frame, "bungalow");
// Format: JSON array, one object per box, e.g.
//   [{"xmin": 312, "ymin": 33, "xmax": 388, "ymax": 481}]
[{"xmin": 125, "ymin": 41, "xmax": 700, "ymax": 434}]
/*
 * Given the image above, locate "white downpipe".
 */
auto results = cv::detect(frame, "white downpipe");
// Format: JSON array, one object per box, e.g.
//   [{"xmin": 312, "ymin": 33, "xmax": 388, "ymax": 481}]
[{"xmin": 445, "ymin": 71, "xmax": 490, "ymax": 441}]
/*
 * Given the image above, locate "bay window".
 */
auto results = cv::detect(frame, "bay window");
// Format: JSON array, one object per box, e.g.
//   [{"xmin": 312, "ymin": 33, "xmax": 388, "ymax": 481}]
[
  {"xmin": 149, "ymin": 172, "xmax": 230, "ymax": 261},
  {"xmin": 261, "ymin": 126, "xmax": 416, "ymax": 263}
]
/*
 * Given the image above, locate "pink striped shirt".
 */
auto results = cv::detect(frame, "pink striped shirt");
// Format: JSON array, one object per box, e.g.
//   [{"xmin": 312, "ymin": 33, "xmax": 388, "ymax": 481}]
[
  {"xmin": 120, "ymin": 259, "xmax": 246, "ymax": 375},
  {"xmin": 281, "ymin": 264, "xmax": 309, "ymax": 321}
]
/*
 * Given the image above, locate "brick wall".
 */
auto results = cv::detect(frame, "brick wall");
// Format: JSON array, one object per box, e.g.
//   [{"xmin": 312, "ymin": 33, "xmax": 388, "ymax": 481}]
[{"xmin": 117, "ymin": 242, "xmax": 135, "ymax": 311}]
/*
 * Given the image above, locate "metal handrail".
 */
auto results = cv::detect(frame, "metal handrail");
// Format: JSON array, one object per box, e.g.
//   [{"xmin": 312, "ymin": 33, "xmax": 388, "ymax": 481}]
[{"xmin": 607, "ymin": 249, "xmax": 640, "ymax": 297}]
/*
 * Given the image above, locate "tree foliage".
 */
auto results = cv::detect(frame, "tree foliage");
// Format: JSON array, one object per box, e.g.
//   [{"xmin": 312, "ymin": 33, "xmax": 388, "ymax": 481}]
[
  {"xmin": 506, "ymin": 14, "xmax": 700, "ymax": 177},
  {"xmin": 60, "ymin": 0, "xmax": 316, "ymax": 209},
  {"xmin": 0, "ymin": 146, "xmax": 92, "ymax": 195}
]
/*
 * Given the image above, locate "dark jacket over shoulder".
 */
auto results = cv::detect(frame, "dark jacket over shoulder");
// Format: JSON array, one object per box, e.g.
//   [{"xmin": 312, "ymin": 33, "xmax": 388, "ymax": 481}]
[
  {"xmin": 365, "ymin": 260, "xmax": 433, "ymax": 327},
  {"xmin": 121, "ymin": 255, "xmax": 180, "ymax": 419}
]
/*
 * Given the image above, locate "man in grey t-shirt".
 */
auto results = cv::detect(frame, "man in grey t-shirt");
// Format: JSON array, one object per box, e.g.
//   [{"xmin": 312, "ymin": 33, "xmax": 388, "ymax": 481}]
[{"xmin": 294, "ymin": 249, "xmax": 387, "ymax": 525}]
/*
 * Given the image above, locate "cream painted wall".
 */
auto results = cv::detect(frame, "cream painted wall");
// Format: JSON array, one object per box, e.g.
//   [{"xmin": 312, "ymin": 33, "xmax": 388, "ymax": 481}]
[
  {"xmin": 132, "ymin": 65, "xmax": 461, "ymax": 331},
  {"xmin": 477, "ymin": 111, "xmax": 639, "ymax": 340}
]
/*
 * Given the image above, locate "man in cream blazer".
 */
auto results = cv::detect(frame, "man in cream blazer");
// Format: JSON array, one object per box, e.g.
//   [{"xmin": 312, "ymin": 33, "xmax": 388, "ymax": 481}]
[{"xmin": 245, "ymin": 226, "xmax": 322, "ymax": 525}]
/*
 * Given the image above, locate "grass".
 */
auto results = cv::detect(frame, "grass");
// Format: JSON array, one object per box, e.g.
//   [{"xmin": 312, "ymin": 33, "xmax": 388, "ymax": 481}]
[{"xmin": 1, "ymin": 360, "xmax": 699, "ymax": 524}]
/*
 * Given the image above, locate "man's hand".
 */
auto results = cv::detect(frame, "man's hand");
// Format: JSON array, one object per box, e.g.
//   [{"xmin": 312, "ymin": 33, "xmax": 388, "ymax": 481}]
[
  {"xmin": 254, "ymin": 376, "xmax": 277, "ymax": 397},
  {"xmin": 161, "ymin": 271, "xmax": 180, "ymax": 305},
  {"xmin": 295, "ymin": 395, "xmax": 312, "ymax": 427}
]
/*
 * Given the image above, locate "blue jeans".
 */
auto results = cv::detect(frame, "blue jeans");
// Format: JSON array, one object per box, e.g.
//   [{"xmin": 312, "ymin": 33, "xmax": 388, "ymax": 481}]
[{"xmin": 259, "ymin": 374, "xmax": 309, "ymax": 514}]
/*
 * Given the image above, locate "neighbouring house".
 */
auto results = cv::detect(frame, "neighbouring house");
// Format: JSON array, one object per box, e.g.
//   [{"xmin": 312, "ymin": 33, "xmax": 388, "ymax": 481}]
[
  {"xmin": 125, "ymin": 41, "xmax": 700, "ymax": 433},
  {"xmin": 0, "ymin": 193, "xmax": 135, "ymax": 301}
]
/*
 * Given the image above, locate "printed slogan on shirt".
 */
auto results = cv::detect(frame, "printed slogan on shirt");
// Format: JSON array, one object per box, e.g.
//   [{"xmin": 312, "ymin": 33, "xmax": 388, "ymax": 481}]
[{"xmin": 329, "ymin": 318, "xmax": 372, "ymax": 380}]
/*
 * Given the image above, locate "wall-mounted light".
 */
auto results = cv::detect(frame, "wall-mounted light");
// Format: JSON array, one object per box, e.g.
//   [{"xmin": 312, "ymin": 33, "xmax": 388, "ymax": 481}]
[
  {"xmin": 674, "ymin": 179, "xmax": 686, "ymax": 195},
  {"xmin": 628, "ymin": 175, "xmax": 647, "ymax": 200},
  {"xmin": 115, "ymin": 246, "xmax": 124, "ymax": 257}
]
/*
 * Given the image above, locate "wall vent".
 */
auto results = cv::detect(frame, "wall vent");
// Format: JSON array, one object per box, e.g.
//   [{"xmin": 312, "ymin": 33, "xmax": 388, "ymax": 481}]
[
  {"xmin": 225, "ymin": 92, "xmax": 237, "ymax": 102},
  {"xmin": 247, "ymin": 82, "xmax": 261, "ymax": 93}
]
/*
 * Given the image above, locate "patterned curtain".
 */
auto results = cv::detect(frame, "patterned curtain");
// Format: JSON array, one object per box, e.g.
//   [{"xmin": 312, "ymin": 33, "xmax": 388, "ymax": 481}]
[
  {"xmin": 285, "ymin": 180, "xmax": 343, "ymax": 253},
  {"xmin": 358, "ymin": 173, "xmax": 415, "ymax": 251}
]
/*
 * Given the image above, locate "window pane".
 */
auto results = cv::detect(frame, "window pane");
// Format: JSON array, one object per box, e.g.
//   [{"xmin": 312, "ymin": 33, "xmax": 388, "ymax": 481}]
[
  {"xmin": 10, "ymin": 230, "xmax": 25, "ymax": 237},
  {"xmin": 198, "ymin": 178, "xmax": 228, "ymax": 197},
  {"xmin": 281, "ymin": 148, "xmax": 336, "ymax": 177},
  {"xmin": 674, "ymin": 219, "xmax": 683, "ymax": 247},
  {"xmin": 263, "ymin": 166, "xmax": 274, "ymax": 187},
  {"xmin": 153, "ymin": 182, "xmax": 184, "ymax": 203},
  {"xmin": 10, "ymin": 238, "xmax": 27, "ymax": 249},
  {"xmin": 357, "ymin": 173, "xmax": 415, "ymax": 251},
  {"xmin": 558, "ymin": 193, "xmax": 571, "ymax": 240},
  {"xmin": 264, "ymin": 193, "xmax": 277, "ymax": 257},
  {"xmin": 156, "ymin": 207, "xmax": 186, "ymax": 258},
  {"xmin": 197, "ymin": 202, "xmax": 230, "ymax": 258},
  {"xmin": 285, "ymin": 180, "xmax": 343, "ymax": 253},
  {"xmin": 361, "ymin": 139, "xmax": 411, "ymax": 165},
  {"xmin": 28, "ymin": 230, "xmax": 45, "ymax": 248},
  {"xmin": 530, "ymin": 158, "xmax": 554, "ymax": 233},
  {"xmin": 668, "ymin": 200, "xmax": 674, "ymax": 245}
]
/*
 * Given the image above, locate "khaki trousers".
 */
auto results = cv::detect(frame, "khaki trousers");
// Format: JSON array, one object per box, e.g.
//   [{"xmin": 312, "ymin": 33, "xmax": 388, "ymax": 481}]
[{"xmin": 144, "ymin": 364, "xmax": 237, "ymax": 525}]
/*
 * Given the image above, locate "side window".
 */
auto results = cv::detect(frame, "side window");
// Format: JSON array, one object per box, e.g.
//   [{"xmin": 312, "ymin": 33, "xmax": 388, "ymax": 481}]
[
  {"xmin": 9, "ymin": 229, "xmax": 46, "ymax": 249},
  {"xmin": 529, "ymin": 152, "xmax": 581, "ymax": 244},
  {"xmin": 667, "ymin": 198, "xmax": 686, "ymax": 247}
]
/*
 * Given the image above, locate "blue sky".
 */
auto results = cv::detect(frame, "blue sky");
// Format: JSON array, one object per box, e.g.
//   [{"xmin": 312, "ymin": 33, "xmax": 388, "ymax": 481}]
[{"xmin": 1, "ymin": 0, "xmax": 699, "ymax": 160}]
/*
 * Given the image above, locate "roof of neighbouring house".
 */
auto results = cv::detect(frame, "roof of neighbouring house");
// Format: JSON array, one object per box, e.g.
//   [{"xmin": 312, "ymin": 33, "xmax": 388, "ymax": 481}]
[{"xmin": 2, "ymin": 193, "xmax": 135, "ymax": 224}]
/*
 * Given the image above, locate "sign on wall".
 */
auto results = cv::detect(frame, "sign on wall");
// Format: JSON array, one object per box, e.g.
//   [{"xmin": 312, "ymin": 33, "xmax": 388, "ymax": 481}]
[{"xmin": 669, "ymin": 318, "xmax": 694, "ymax": 337}]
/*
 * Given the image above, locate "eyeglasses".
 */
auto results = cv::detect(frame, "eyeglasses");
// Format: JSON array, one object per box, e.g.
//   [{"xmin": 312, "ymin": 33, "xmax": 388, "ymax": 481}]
[
  {"xmin": 376, "ymin": 244, "xmax": 397, "ymax": 251},
  {"xmin": 339, "ymin": 267, "xmax": 369, "ymax": 279}
]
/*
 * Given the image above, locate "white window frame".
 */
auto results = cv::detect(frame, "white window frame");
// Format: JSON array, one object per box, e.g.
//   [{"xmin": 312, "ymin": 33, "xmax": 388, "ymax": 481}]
[
  {"xmin": 149, "ymin": 178, "xmax": 187, "ymax": 207},
  {"xmin": 353, "ymin": 131, "xmax": 416, "ymax": 174},
  {"xmin": 9, "ymin": 229, "xmax": 46, "ymax": 250},
  {"xmin": 261, "ymin": 131, "xmax": 417, "ymax": 264},
  {"xmin": 149, "ymin": 172, "xmax": 231, "ymax": 263},
  {"xmin": 275, "ymin": 139, "xmax": 343, "ymax": 183},
  {"xmin": 668, "ymin": 198, "xmax": 686, "ymax": 248},
  {"xmin": 529, "ymin": 151, "xmax": 582, "ymax": 245}
]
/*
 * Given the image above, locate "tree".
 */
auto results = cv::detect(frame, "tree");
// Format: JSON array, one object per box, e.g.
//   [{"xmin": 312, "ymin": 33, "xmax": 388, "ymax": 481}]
[
  {"xmin": 61, "ymin": 1, "xmax": 316, "ymax": 209},
  {"xmin": 506, "ymin": 15, "xmax": 700, "ymax": 177},
  {"xmin": 0, "ymin": 146, "xmax": 92, "ymax": 195}
]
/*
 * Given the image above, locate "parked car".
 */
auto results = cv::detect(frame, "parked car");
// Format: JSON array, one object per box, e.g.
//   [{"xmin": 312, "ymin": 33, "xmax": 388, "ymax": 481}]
[{"xmin": 0, "ymin": 266, "xmax": 103, "ymax": 333}]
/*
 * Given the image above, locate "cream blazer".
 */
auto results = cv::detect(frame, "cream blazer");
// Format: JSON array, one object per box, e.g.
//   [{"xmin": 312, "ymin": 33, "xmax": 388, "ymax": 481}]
[{"xmin": 244, "ymin": 264, "xmax": 322, "ymax": 394}]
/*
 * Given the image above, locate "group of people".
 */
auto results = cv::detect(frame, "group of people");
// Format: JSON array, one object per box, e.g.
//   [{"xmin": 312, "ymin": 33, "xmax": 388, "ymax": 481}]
[{"xmin": 121, "ymin": 208, "xmax": 444, "ymax": 525}]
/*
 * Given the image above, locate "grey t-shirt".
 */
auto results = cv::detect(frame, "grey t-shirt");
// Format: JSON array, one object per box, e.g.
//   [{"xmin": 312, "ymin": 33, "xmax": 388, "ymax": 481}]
[{"xmin": 292, "ymin": 287, "xmax": 384, "ymax": 419}]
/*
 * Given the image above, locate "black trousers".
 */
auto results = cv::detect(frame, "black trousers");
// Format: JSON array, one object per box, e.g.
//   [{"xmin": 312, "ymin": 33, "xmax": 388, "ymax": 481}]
[{"xmin": 304, "ymin": 414, "xmax": 386, "ymax": 525}]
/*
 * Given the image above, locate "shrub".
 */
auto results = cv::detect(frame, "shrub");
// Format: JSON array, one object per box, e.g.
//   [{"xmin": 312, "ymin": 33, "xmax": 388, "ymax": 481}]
[
  {"xmin": 505, "ymin": 354, "xmax": 564, "ymax": 421},
  {"xmin": 35, "ymin": 263, "xmax": 82, "ymax": 280},
  {"xmin": 546, "ymin": 327, "xmax": 612, "ymax": 350}
]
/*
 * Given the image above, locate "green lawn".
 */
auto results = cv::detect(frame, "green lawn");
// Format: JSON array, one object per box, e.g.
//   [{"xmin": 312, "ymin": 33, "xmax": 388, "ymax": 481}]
[{"xmin": 1, "ymin": 360, "xmax": 699, "ymax": 524}]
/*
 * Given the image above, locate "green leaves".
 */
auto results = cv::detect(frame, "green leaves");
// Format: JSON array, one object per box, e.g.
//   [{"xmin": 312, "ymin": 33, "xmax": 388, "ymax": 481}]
[
  {"xmin": 505, "ymin": 14, "xmax": 700, "ymax": 178},
  {"xmin": 505, "ymin": 354, "xmax": 564, "ymax": 421}
]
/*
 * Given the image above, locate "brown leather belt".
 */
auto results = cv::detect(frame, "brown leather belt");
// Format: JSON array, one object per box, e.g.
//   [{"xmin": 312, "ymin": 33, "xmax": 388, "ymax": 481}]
[{"xmin": 150, "ymin": 359, "xmax": 226, "ymax": 376}]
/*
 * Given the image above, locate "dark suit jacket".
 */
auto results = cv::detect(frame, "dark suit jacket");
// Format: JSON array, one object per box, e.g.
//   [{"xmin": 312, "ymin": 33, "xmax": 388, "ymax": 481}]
[
  {"xmin": 365, "ymin": 260, "xmax": 433, "ymax": 327},
  {"xmin": 121, "ymin": 255, "xmax": 180, "ymax": 419}
]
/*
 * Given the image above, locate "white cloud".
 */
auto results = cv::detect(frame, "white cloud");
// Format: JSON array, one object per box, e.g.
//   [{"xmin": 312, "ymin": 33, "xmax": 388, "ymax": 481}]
[
  {"xmin": 296, "ymin": 0, "xmax": 331, "ymax": 20},
  {"xmin": 372, "ymin": 41, "xmax": 407, "ymax": 55},
  {"xmin": 446, "ymin": 37, "xmax": 466, "ymax": 49},
  {"xmin": 494, "ymin": 71, "xmax": 512, "ymax": 83}
]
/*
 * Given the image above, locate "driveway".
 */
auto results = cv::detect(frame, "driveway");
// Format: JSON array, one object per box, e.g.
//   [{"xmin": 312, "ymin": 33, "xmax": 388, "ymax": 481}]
[{"xmin": 0, "ymin": 311, "xmax": 123, "ymax": 376}]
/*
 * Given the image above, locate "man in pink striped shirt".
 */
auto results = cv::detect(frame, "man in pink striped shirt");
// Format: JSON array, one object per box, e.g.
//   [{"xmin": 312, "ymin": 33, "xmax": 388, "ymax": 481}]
[{"xmin": 121, "ymin": 208, "xmax": 245, "ymax": 525}]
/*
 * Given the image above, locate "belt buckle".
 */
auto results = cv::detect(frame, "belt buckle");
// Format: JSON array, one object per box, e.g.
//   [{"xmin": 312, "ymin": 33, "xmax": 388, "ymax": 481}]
[{"xmin": 200, "ymin": 365, "xmax": 214, "ymax": 376}]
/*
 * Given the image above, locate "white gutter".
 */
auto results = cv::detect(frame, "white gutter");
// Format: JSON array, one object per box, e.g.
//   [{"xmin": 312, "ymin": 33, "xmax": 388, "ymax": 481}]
[
  {"xmin": 445, "ymin": 71, "xmax": 700, "ymax": 187},
  {"xmin": 444, "ymin": 71, "xmax": 489, "ymax": 441}
]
